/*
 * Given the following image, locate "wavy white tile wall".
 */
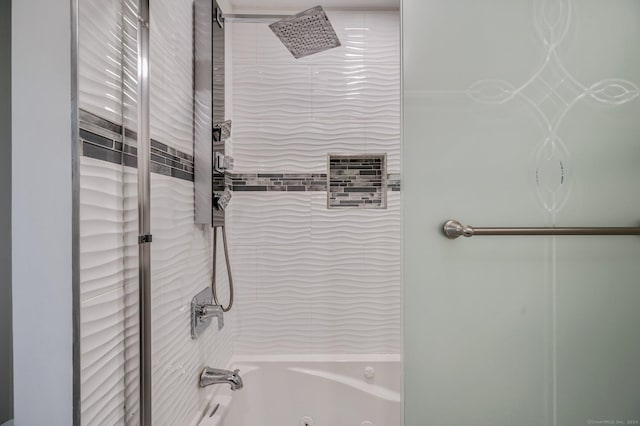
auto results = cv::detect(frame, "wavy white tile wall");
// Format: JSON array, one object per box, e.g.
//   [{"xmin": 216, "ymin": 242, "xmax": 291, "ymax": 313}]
[
  {"xmin": 231, "ymin": 11, "xmax": 400, "ymax": 174},
  {"xmin": 79, "ymin": 2, "xmax": 142, "ymax": 424},
  {"xmin": 78, "ymin": 0, "xmax": 124, "ymax": 125},
  {"xmin": 230, "ymin": 11, "xmax": 400, "ymax": 355},
  {"xmin": 79, "ymin": 0, "xmax": 234, "ymax": 424},
  {"xmin": 149, "ymin": 0, "xmax": 194, "ymax": 155},
  {"xmin": 80, "ymin": 158, "xmax": 139, "ymax": 425},
  {"xmin": 80, "ymin": 167, "xmax": 233, "ymax": 426},
  {"xmin": 150, "ymin": 175, "xmax": 233, "ymax": 425},
  {"xmin": 78, "ymin": 0, "xmax": 137, "ymax": 129},
  {"xmin": 121, "ymin": 0, "xmax": 139, "ymax": 131},
  {"xmin": 231, "ymin": 192, "xmax": 401, "ymax": 354}
]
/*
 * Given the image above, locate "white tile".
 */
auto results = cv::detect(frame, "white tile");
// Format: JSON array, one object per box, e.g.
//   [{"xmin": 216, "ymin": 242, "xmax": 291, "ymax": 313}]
[
  {"xmin": 78, "ymin": 0, "xmax": 124, "ymax": 124},
  {"xmin": 298, "ymin": 11, "xmax": 367, "ymax": 66},
  {"xmin": 231, "ymin": 21, "xmax": 258, "ymax": 64},
  {"xmin": 149, "ymin": 174, "xmax": 234, "ymax": 424},
  {"xmin": 311, "ymin": 65, "xmax": 370, "ymax": 119},
  {"xmin": 80, "ymin": 288, "xmax": 127, "ymax": 425},
  {"xmin": 364, "ymin": 11, "xmax": 400, "ymax": 64},
  {"xmin": 230, "ymin": 192, "xmax": 312, "ymax": 246}
]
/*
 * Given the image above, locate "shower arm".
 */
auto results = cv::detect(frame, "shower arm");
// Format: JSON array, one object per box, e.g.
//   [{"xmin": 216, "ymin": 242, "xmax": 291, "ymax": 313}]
[
  {"xmin": 222, "ymin": 13, "xmax": 289, "ymax": 19},
  {"xmin": 216, "ymin": 9, "xmax": 289, "ymax": 26}
]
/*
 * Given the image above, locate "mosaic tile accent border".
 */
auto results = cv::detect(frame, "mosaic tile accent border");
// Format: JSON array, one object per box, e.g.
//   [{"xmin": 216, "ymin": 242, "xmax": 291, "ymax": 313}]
[
  {"xmin": 227, "ymin": 172, "xmax": 400, "ymax": 192},
  {"xmin": 228, "ymin": 173, "xmax": 328, "ymax": 191},
  {"xmin": 78, "ymin": 110, "xmax": 402, "ymax": 191},
  {"xmin": 79, "ymin": 109, "xmax": 194, "ymax": 181},
  {"xmin": 328, "ymin": 154, "xmax": 387, "ymax": 208},
  {"xmin": 387, "ymin": 174, "xmax": 401, "ymax": 192}
]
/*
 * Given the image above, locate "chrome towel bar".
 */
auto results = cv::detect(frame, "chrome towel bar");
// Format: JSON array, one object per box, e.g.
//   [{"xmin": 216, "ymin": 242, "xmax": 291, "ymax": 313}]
[{"xmin": 443, "ymin": 220, "xmax": 640, "ymax": 239}]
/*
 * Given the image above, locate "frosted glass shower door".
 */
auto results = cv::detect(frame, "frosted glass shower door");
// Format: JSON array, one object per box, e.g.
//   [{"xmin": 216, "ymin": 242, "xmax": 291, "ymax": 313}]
[{"xmin": 403, "ymin": 1, "xmax": 640, "ymax": 425}]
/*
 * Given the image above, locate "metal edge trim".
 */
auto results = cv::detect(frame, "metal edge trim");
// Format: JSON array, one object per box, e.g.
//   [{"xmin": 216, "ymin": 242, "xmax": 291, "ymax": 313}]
[
  {"xmin": 70, "ymin": 0, "xmax": 81, "ymax": 423},
  {"xmin": 136, "ymin": 0, "xmax": 152, "ymax": 424}
]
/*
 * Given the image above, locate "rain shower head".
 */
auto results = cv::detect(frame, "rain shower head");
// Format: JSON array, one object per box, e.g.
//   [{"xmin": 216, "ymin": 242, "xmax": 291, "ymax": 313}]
[{"xmin": 269, "ymin": 6, "xmax": 341, "ymax": 59}]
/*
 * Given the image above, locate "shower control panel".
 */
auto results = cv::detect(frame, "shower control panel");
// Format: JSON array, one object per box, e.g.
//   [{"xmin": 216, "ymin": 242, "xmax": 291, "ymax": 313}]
[{"xmin": 194, "ymin": 0, "xmax": 229, "ymax": 227}]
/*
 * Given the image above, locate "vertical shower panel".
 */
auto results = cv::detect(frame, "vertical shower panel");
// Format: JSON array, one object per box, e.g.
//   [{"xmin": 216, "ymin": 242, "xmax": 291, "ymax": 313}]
[
  {"xmin": 194, "ymin": 0, "xmax": 213, "ymax": 226},
  {"xmin": 403, "ymin": 1, "xmax": 640, "ymax": 425}
]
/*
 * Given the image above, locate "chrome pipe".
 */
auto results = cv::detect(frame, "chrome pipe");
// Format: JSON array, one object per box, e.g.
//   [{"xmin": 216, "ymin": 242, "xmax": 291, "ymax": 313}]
[
  {"xmin": 223, "ymin": 13, "xmax": 289, "ymax": 19},
  {"xmin": 443, "ymin": 220, "xmax": 640, "ymax": 239}
]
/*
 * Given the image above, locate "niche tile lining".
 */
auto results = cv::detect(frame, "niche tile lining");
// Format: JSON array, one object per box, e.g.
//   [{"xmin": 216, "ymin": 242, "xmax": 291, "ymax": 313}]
[{"xmin": 327, "ymin": 154, "xmax": 387, "ymax": 209}]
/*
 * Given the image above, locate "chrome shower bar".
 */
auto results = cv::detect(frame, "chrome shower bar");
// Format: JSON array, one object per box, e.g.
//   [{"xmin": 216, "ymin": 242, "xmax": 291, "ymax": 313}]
[
  {"xmin": 443, "ymin": 220, "xmax": 640, "ymax": 239},
  {"xmin": 136, "ymin": 0, "xmax": 152, "ymax": 424}
]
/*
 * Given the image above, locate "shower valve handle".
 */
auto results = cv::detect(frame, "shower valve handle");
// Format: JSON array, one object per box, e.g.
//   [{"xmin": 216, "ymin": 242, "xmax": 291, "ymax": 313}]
[{"xmin": 198, "ymin": 303, "xmax": 224, "ymax": 330}]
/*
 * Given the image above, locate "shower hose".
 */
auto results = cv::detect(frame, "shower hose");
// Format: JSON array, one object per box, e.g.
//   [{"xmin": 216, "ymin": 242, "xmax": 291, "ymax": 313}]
[{"xmin": 212, "ymin": 225, "xmax": 234, "ymax": 312}]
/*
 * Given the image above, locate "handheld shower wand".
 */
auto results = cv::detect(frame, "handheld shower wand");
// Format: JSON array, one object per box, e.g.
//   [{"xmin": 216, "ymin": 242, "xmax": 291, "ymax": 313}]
[{"xmin": 212, "ymin": 223, "xmax": 233, "ymax": 312}]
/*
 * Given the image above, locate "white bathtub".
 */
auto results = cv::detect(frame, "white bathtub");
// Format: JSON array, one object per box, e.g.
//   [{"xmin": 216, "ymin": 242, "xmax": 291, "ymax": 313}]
[{"xmin": 197, "ymin": 355, "xmax": 401, "ymax": 426}]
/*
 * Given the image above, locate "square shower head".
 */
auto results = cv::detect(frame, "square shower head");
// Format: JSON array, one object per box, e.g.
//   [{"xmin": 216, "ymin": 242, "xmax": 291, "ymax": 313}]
[{"xmin": 269, "ymin": 6, "xmax": 341, "ymax": 59}]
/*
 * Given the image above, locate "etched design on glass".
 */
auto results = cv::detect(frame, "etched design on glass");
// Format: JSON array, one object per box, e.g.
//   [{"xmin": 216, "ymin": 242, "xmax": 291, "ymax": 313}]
[
  {"xmin": 467, "ymin": 80, "xmax": 517, "ymax": 104},
  {"xmin": 424, "ymin": 0, "xmax": 639, "ymax": 213},
  {"xmin": 533, "ymin": 0, "xmax": 571, "ymax": 50},
  {"xmin": 588, "ymin": 79, "xmax": 640, "ymax": 105},
  {"xmin": 535, "ymin": 137, "xmax": 571, "ymax": 213}
]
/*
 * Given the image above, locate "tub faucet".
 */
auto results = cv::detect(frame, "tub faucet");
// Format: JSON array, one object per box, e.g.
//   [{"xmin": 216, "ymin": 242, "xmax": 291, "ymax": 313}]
[{"xmin": 200, "ymin": 367, "xmax": 243, "ymax": 391}]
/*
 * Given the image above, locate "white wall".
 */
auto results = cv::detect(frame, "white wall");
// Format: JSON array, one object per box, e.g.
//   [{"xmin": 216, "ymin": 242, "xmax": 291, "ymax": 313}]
[
  {"xmin": 0, "ymin": 0, "xmax": 12, "ymax": 423},
  {"xmin": 11, "ymin": 0, "xmax": 73, "ymax": 424},
  {"xmin": 230, "ymin": 11, "xmax": 401, "ymax": 355}
]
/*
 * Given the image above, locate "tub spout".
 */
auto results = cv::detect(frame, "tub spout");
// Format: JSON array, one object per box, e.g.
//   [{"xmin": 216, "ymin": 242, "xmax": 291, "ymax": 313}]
[{"xmin": 200, "ymin": 367, "xmax": 243, "ymax": 391}]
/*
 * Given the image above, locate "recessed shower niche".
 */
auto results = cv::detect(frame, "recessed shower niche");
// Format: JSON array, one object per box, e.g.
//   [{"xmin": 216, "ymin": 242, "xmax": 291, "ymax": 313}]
[{"xmin": 328, "ymin": 154, "xmax": 387, "ymax": 209}]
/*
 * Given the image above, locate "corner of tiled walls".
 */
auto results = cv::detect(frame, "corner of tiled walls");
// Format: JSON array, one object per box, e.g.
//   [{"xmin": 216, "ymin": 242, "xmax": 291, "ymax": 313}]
[{"xmin": 229, "ymin": 10, "xmax": 401, "ymax": 355}]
